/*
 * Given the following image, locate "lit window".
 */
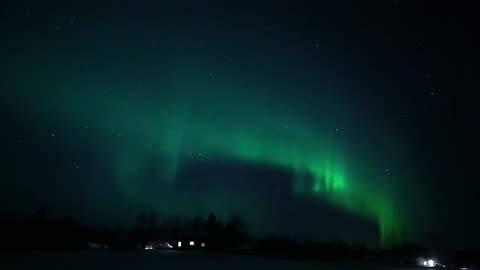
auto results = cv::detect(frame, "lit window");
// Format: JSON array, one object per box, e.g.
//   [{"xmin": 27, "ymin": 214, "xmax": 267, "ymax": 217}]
[
  {"xmin": 201, "ymin": 242, "xmax": 205, "ymax": 247},
  {"xmin": 189, "ymin": 241, "xmax": 194, "ymax": 246},
  {"xmin": 178, "ymin": 241, "xmax": 181, "ymax": 247}
]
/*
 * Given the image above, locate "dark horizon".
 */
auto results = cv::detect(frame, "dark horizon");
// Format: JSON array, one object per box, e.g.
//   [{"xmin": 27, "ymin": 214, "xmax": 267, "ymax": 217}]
[{"xmin": 1, "ymin": 0, "xmax": 479, "ymax": 251}]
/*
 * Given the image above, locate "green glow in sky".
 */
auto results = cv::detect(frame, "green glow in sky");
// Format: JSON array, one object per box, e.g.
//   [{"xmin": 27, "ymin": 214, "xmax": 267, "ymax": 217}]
[{"xmin": 2, "ymin": 41, "xmax": 417, "ymax": 246}]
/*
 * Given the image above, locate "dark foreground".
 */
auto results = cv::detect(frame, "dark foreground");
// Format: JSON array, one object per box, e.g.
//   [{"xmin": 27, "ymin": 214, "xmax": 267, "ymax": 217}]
[{"xmin": 2, "ymin": 250, "xmax": 440, "ymax": 270}]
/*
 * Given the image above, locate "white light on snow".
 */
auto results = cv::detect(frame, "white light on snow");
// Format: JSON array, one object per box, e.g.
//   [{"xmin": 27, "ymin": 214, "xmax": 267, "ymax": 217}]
[{"xmin": 427, "ymin": 259, "xmax": 435, "ymax": 267}]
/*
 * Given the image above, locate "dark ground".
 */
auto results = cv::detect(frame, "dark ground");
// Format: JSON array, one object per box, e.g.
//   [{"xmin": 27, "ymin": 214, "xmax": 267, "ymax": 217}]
[{"xmin": 1, "ymin": 250, "xmax": 445, "ymax": 270}]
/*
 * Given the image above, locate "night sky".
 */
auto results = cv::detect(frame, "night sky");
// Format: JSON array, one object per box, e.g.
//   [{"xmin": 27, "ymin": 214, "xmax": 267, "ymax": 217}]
[{"xmin": 1, "ymin": 1, "xmax": 478, "ymax": 248}]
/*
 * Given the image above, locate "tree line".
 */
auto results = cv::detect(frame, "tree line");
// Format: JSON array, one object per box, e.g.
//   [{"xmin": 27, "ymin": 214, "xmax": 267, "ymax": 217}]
[{"xmin": 1, "ymin": 208, "xmax": 478, "ymax": 266}]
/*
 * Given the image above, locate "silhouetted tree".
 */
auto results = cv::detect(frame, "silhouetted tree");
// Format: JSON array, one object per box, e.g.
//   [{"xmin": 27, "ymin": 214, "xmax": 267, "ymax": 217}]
[
  {"xmin": 207, "ymin": 212, "xmax": 216, "ymax": 227},
  {"xmin": 135, "ymin": 212, "xmax": 148, "ymax": 233},
  {"xmin": 148, "ymin": 211, "xmax": 157, "ymax": 233}
]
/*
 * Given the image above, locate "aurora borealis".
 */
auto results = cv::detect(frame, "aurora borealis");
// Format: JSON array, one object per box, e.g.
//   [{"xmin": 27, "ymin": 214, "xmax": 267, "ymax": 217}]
[
  {"xmin": 6, "ymin": 69, "xmax": 407, "ymax": 245},
  {"xmin": 1, "ymin": 1, "xmax": 478, "ymax": 248}
]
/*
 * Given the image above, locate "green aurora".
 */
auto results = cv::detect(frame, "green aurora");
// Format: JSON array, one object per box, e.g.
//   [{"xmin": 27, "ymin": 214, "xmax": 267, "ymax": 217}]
[
  {"xmin": 5, "ymin": 69, "xmax": 413, "ymax": 247},
  {"xmin": 1, "ymin": 27, "xmax": 425, "ymax": 246}
]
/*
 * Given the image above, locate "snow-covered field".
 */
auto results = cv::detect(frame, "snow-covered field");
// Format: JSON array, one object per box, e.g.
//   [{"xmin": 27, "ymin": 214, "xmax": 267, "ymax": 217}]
[{"xmin": 3, "ymin": 250, "xmax": 421, "ymax": 270}]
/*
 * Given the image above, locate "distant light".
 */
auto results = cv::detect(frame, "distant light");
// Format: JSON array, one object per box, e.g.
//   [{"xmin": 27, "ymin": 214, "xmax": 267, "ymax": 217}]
[
  {"xmin": 166, "ymin": 242, "xmax": 173, "ymax": 249},
  {"xmin": 201, "ymin": 242, "xmax": 205, "ymax": 247},
  {"xmin": 190, "ymin": 241, "xmax": 194, "ymax": 246},
  {"xmin": 178, "ymin": 241, "xmax": 181, "ymax": 248},
  {"xmin": 423, "ymin": 261, "xmax": 428, "ymax": 266}
]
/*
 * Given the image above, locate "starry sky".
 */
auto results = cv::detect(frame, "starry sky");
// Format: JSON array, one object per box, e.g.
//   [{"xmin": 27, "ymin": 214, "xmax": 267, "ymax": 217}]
[{"xmin": 1, "ymin": 0, "xmax": 478, "ymax": 248}]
